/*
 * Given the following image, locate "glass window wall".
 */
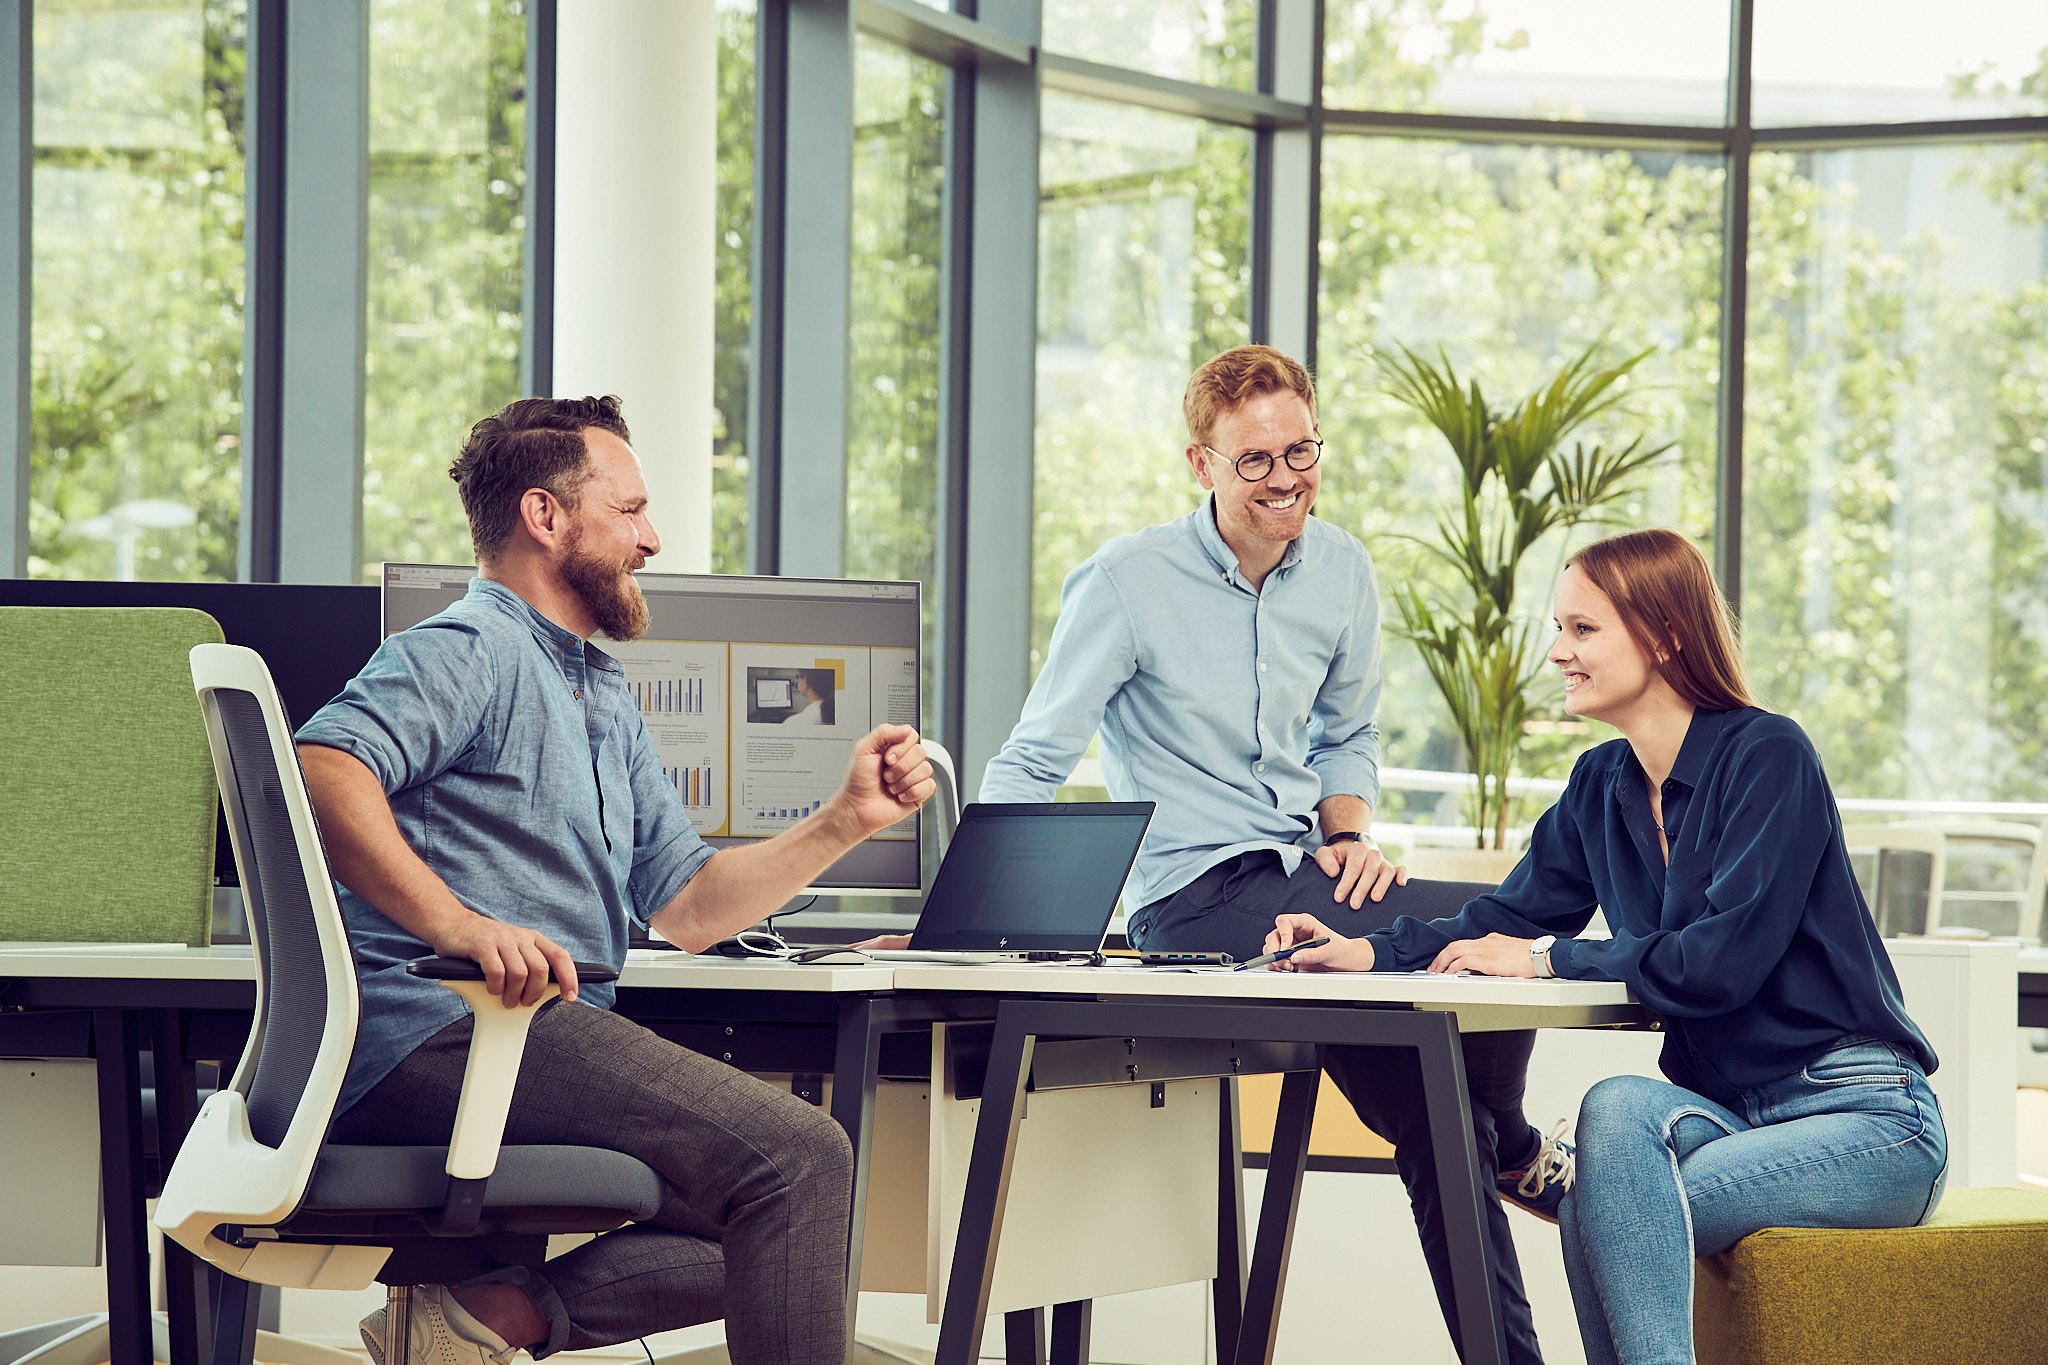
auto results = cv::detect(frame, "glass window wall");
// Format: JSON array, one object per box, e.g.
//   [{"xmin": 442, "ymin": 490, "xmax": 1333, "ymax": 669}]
[
  {"xmin": 359, "ymin": 0, "xmax": 527, "ymax": 577},
  {"xmin": 1743, "ymin": 140, "xmax": 2048, "ymax": 801},
  {"xmin": 1032, "ymin": 92, "xmax": 1252, "ymax": 671},
  {"xmin": 29, "ymin": 0, "xmax": 245, "ymax": 581}
]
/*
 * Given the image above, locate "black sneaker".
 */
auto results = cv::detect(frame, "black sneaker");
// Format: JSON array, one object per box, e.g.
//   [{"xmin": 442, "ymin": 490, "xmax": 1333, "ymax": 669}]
[{"xmin": 1496, "ymin": 1120, "xmax": 1575, "ymax": 1223}]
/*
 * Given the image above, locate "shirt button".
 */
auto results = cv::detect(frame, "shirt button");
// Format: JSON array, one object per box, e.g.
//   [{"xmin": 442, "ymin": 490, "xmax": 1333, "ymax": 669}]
[
  {"xmin": 1255, "ymin": 762, "xmax": 1266, "ymax": 773},
  {"xmin": 573, "ymin": 688, "xmax": 582, "ymax": 699},
  {"xmin": 1259, "ymin": 661, "xmax": 1268, "ymax": 672}
]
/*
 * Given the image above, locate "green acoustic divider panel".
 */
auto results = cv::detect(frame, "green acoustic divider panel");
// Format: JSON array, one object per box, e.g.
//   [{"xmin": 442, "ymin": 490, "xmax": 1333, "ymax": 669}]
[
  {"xmin": 0, "ymin": 606, "xmax": 224, "ymax": 945},
  {"xmin": 1695, "ymin": 1184, "xmax": 2048, "ymax": 1365}
]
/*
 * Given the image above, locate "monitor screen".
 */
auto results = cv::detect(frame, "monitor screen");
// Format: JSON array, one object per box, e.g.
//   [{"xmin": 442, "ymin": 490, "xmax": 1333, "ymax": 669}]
[
  {"xmin": 0, "ymin": 578, "xmax": 383, "ymax": 887},
  {"xmin": 383, "ymin": 565, "xmax": 924, "ymax": 894}
]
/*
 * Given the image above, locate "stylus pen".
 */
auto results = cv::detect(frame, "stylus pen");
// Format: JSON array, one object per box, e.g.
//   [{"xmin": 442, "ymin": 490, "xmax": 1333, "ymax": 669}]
[{"xmin": 1232, "ymin": 935, "xmax": 1330, "ymax": 971}]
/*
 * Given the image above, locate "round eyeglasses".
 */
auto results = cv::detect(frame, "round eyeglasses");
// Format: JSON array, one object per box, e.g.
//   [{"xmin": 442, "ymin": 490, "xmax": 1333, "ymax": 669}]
[{"xmin": 1202, "ymin": 438, "xmax": 1323, "ymax": 482}]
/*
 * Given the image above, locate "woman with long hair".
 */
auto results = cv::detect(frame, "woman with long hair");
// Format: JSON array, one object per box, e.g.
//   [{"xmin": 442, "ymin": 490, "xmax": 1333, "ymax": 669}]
[{"xmin": 1263, "ymin": 527, "xmax": 1946, "ymax": 1363}]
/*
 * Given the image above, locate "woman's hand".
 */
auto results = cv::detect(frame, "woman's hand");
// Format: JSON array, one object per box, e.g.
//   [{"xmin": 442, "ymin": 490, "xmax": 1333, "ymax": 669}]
[
  {"xmin": 851, "ymin": 933, "xmax": 911, "ymax": 951},
  {"xmin": 1427, "ymin": 933, "xmax": 1536, "ymax": 977},
  {"xmin": 1262, "ymin": 913, "xmax": 1377, "ymax": 972}
]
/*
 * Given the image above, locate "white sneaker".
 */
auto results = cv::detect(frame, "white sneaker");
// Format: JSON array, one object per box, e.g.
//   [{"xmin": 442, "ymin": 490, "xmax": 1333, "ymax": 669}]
[{"xmin": 359, "ymin": 1285, "xmax": 520, "ymax": 1365}]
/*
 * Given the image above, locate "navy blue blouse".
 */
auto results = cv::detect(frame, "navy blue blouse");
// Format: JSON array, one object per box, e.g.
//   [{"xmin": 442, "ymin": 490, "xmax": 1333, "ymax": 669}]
[{"xmin": 1366, "ymin": 707, "xmax": 1936, "ymax": 1104}]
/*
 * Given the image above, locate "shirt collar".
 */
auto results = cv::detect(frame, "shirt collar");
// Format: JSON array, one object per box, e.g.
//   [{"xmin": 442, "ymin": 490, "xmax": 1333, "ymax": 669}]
[
  {"xmin": 1668, "ymin": 706, "xmax": 1737, "ymax": 790},
  {"xmin": 1189, "ymin": 494, "xmax": 1307, "ymax": 585},
  {"xmin": 466, "ymin": 576, "xmax": 625, "ymax": 675}
]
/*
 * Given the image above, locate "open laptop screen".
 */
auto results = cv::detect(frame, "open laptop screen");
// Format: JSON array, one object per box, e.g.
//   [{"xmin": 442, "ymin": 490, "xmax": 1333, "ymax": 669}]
[{"xmin": 907, "ymin": 802, "xmax": 1153, "ymax": 953}]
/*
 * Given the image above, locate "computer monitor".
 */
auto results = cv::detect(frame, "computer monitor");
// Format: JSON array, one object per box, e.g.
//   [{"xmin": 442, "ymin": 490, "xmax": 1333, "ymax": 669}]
[
  {"xmin": 0, "ymin": 578, "xmax": 383, "ymax": 887},
  {"xmin": 383, "ymin": 565, "xmax": 924, "ymax": 894}
]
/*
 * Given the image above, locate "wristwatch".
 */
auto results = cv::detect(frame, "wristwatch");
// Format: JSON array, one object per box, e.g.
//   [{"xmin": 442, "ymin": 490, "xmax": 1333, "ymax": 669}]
[
  {"xmin": 1529, "ymin": 934, "xmax": 1558, "ymax": 979},
  {"xmin": 1324, "ymin": 830, "xmax": 1377, "ymax": 849}
]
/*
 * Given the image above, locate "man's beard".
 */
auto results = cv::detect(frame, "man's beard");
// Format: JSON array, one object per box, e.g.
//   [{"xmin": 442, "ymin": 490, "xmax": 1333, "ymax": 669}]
[{"xmin": 560, "ymin": 530, "xmax": 650, "ymax": 641}]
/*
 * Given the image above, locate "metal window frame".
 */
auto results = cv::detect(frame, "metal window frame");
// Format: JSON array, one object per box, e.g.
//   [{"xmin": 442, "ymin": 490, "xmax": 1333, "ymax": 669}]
[
  {"xmin": 239, "ymin": 0, "xmax": 285, "ymax": 582},
  {"xmin": 520, "ymin": 0, "xmax": 558, "ymax": 400},
  {"xmin": 1, "ymin": 1, "xmax": 26, "ymax": 577}
]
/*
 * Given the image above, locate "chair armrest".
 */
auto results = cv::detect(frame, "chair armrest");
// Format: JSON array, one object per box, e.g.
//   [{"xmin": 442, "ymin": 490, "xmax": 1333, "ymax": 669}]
[
  {"xmin": 406, "ymin": 955, "xmax": 619, "ymax": 985},
  {"xmin": 403, "ymin": 955, "xmax": 618, "ymax": 1232}
]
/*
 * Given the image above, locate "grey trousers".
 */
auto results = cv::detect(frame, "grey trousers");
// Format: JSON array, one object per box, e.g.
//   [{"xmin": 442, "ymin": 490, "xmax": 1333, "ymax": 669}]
[{"xmin": 333, "ymin": 1000, "xmax": 854, "ymax": 1365}]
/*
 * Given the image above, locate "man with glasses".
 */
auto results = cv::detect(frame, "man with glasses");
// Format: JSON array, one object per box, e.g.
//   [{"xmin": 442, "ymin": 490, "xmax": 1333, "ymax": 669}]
[{"xmin": 979, "ymin": 345, "xmax": 1558, "ymax": 1364}]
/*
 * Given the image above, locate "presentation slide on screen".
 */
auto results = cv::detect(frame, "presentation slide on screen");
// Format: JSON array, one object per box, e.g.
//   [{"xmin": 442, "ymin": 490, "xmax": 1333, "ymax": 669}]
[
  {"xmin": 601, "ymin": 638, "xmax": 732, "ymax": 834},
  {"xmin": 600, "ymin": 639, "xmax": 916, "ymax": 840}
]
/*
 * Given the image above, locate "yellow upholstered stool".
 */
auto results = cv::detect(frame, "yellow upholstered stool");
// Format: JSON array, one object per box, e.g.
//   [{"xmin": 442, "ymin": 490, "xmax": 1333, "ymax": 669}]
[{"xmin": 1694, "ymin": 1185, "xmax": 2048, "ymax": 1365}]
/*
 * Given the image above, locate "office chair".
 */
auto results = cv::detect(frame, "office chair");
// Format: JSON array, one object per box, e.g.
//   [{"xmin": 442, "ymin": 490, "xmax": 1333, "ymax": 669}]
[
  {"xmin": 1843, "ymin": 823, "xmax": 1947, "ymax": 938},
  {"xmin": 155, "ymin": 644, "xmax": 666, "ymax": 1365},
  {"xmin": 0, "ymin": 608, "xmax": 337, "ymax": 1365}
]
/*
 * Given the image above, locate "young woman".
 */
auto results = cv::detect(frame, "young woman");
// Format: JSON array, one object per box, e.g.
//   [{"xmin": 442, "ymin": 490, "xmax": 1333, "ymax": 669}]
[{"xmin": 1263, "ymin": 527, "xmax": 1947, "ymax": 1365}]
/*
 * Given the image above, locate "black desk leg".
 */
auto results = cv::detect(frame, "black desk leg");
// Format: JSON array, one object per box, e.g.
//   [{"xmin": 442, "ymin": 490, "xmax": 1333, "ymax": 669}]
[
  {"xmin": 1213, "ymin": 1075, "xmax": 1247, "ymax": 1359},
  {"xmin": 829, "ymin": 996, "xmax": 885, "ymax": 1339},
  {"xmin": 211, "ymin": 1272, "xmax": 260, "ymax": 1365},
  {"xmin": 1003, "ymin": 1308, "xmax": 1045, "ymax": 1365},
  {"xmin": 1233, "ymin": 1068, "xmax": 1316, "ymax": 1365},
  {"xmin": 1049, "ymin": 1300, "xmax": 1092, "ymax": 1365},
  {"xmin": 151, "ymin": 1009, "xmax": 211, "ymax": 1365},
  {"xmin": 94, "ymin": 1008, "xmax": 151, "ymax": 1365},
  {"xmin": 934, "ymin": 1010, "xmax": 1038, "ymax": 1365},
  {"xmin": 1414, "ymin": 1015, "xmax": 1509, "ymax": 1365}
]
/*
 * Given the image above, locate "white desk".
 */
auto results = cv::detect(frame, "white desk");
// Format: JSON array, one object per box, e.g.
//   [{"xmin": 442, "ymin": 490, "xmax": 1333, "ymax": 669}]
[
  {"xmin": 0, "ymin": 945, "xmax": 920, "ymax": 1365},
  {"xmin": 890, "ymin": 963, "xmax": 1642, "ymax": 1365}
]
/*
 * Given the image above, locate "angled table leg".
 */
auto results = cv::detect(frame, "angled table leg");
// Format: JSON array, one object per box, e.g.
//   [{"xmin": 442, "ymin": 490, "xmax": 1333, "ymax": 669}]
[
  {"xmin": 1232, "ymin": 1067, "xmax": 1317, "ymax": 1365},
  {"xmin": 830, "ymin": 994, "xmax": 886, "ymax": 1338},
  {"xmin": 1409, "ymin": 1010, "xmax": 1508, "ymax": 1365},
  {"xmin": 934, "ymin": 1008, "xmax": 1038, "ymax": 1365}
]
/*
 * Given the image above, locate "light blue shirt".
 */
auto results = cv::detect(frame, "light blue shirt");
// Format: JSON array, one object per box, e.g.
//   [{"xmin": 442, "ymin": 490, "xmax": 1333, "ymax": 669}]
[
  {"xmin": 297, "ymin": 578, "xmax": 713, "ymax": 1112},
  {"xmin": 980, "ymin": 497, "xmax": 1383, "ymax": 909}
]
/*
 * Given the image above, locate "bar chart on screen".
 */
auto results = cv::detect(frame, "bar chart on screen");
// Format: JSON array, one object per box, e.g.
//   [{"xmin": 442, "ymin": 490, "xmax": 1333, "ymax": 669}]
[{"xmin": 605, "ymin": 638, "xmax": 731, "ymax": 834}]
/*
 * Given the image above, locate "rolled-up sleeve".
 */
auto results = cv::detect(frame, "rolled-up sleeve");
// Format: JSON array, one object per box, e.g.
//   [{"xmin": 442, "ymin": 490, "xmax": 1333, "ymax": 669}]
[
  {"xmin": 979, "ymin": 558, "xmax": 1140, "ymax": 803},
  {"xmin": 295, "ymin": 619, "xmax": 495, "ymax": 794}
]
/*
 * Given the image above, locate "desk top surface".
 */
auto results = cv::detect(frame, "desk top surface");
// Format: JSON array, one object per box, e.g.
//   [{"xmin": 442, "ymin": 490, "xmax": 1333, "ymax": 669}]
[
  {"xmin": 0, "ymin": 943, "xmax": 1637, "ymax": 1018},
  {"xmin": 888, "ymin": 960, "xmax": 1634, "ymax": 1007},
  {"xmin": 0, "ymin": 943, "xmax": 894, "ymax": 991}
]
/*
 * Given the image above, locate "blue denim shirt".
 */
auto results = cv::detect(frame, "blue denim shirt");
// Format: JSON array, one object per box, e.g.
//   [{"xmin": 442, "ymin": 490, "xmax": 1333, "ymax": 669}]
[
  {"xmin": 1365, "ymin": 706, "xmax": 1936, "ymax": 1102},
  {"xmin": 980, "ymin": 497, "xmax": 1383, "ymax": 909},
  {"xmin": 297, "ymin": 578, "xmax": 713, "ymax": 1112}
]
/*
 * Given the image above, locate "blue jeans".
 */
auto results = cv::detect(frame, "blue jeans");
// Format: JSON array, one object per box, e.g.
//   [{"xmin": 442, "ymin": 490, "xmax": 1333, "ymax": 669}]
[{"xmin": 1558, "ymin": 1039, "xmax": 1948, "ymax": 1365}]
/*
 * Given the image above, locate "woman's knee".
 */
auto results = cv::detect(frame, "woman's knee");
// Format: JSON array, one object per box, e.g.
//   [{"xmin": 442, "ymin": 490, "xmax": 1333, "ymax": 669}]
[{"xmin": 1577, "ymin": 1074, "xmax": 1681, "ymax": 1143}]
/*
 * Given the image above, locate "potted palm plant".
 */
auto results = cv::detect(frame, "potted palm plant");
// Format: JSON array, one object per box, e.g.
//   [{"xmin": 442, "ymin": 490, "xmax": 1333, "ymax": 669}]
[{"xmin": 1380, "ymin": 342, "xmax": 1674, "ymax": 853}]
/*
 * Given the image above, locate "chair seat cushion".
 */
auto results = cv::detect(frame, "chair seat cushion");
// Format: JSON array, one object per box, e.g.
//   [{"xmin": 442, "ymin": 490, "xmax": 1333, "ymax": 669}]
[
  {"xmin": 305, "ymin": 1144, "xmax": 666, "ymax": 1222},
  {"xmin": 1695, "ymin": 1185, "xmax": 2048, "ymax": 1365}
]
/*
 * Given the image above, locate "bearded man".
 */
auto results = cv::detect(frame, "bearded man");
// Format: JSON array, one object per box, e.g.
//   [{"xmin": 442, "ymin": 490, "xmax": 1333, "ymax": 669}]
[{"xmin": 295, "ymin": 395, "xmax": 934, "ymax": 1365}]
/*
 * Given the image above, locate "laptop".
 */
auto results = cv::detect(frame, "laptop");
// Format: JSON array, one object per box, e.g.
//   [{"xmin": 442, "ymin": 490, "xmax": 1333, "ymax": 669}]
[{"xmin": 850, "ymin": 801, "xmax": 1154, "ymax": 963}]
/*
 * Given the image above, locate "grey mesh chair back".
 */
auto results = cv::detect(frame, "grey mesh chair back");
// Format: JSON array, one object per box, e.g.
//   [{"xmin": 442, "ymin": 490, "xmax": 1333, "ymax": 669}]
[{"xmin": 211, "ymin": 686, "xmax": 350, "ymax": 1147}]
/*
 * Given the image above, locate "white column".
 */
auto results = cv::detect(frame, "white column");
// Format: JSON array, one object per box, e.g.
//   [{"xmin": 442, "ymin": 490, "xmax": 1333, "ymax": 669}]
[{"xmin": 552, "ymin": 1, "xmax": 715, "ymax": 573}]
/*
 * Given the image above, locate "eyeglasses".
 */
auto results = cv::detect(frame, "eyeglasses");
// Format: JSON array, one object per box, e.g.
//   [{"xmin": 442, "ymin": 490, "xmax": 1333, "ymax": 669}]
[{"xmin": 1202, "ymin": 438, "xmax": 1323, "ymax": 482}]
